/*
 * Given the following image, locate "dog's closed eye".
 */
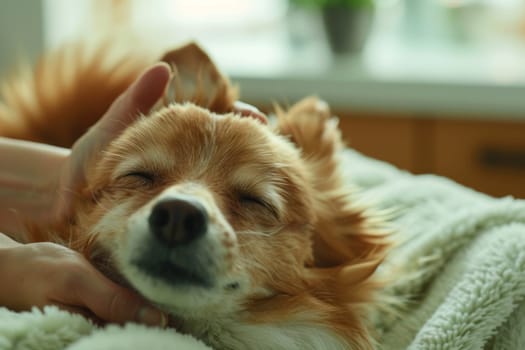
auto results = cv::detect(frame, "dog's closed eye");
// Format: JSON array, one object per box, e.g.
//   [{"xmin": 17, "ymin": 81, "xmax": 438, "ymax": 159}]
[
  {"xmin": 116, "ymin": 171, "xmax": 156, "ymax": 188},
  {"xmin": 238, "ymin": 192, "xmax": 279, "ymax": 220}
]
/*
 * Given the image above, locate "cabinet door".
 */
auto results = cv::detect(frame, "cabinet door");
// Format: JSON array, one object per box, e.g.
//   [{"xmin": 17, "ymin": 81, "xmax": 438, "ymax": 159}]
[
  {"xmin": 337, "ymin": 113, "xmax": 417, "ymax": 172},
  {"xmin": 434, "ymin": 119, "xmax": 525, "ymax": 198}
]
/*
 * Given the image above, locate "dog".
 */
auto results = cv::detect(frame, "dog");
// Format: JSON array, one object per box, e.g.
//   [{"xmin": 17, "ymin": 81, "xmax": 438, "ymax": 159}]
[{"xmin": 0, "ymin": 42, "xmax": 391, "ymax": 350}]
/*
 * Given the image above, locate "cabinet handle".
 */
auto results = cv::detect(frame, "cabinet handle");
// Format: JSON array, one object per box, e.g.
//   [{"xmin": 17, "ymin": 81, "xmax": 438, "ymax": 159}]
[{"xmin": 479, "ymin": 147, "xmax": 525, "ymax": 170}]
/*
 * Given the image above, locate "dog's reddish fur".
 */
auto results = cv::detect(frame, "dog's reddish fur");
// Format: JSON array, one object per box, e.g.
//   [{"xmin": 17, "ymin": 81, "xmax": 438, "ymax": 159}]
[
  {"xmin": 0, "ymin": 43, "xmax": 391, "ymax": 349},
  {"xmin": 0, "ymin": 43, "xmax": 150, "ymax": 147}
]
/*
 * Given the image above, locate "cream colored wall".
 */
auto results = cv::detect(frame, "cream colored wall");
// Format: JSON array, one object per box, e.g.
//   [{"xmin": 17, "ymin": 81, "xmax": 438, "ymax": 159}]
[{"xmin": 0, "ymin": 0, "xmax": 44, "ymax": 75}]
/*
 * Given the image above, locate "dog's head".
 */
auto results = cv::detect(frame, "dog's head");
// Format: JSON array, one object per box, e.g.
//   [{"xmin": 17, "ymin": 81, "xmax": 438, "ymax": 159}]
[
  {"xmin": 84, "ymin": 103, "xmax": 315, "ymax": 306},
  {"xmin": 66, "ymin": 44, "xmax": 390, "ymax": 349}
]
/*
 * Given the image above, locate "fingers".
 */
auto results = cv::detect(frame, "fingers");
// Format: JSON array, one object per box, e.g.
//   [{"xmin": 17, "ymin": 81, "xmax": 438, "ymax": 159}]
[
  {"xmin": 130, "ymin": 62, "xmax": 172, "ymax": 117},
  {"xmin": 5, "ymin": 242, "xmax": 167, "ymax": 327},
  {"xmin": 52, "ymin": 302, "xmax": 102, "ymax": 324},
  {"xmin": 62, "ymin": 62, "xmax": 171, "ymax": 194},
  {"xmin": 233, "ymin": 101, "xmax": 268, "ymax": 124},
  {"xmin": 93, "ymin": 62, "xmax": 171, "ymax": 143},
  {"xmin": 72, "ymin": 267, "xmax": 167, "ymax": 327}
]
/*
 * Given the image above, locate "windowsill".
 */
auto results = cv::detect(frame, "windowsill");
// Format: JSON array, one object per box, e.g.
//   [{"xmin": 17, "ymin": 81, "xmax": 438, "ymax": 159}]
[{"xmin": 205, "ymin": 32, "xmax": 525, "ymax": 119}]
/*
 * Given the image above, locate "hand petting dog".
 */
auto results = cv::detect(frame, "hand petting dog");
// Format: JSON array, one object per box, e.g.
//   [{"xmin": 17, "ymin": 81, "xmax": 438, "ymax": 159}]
[{"xmin": 0, "ymin": 61, "xmax": 266, "ymax": 327}]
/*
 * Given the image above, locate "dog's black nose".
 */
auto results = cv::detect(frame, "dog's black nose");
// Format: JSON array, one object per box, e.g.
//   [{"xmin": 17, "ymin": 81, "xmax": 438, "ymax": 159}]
[{"xmin": 148, "ymin": 199, "xmax": 208, "ymax": 246}]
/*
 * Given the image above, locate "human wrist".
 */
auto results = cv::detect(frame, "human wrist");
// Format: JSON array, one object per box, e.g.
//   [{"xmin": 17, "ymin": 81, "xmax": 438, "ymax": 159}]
[{"xmin": 0, "ymin": 137, "xmax": 69, "ymax": 237}]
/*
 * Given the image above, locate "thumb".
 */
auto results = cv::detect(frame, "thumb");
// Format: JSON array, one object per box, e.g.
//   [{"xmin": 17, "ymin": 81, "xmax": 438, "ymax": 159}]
[
  {"xmin": 63, "ymin": 62, "xmax": 171, "ymax": 193},
  {"xmin": 92, "ymin": 62, "xmax": 171, "ymax": 144},
  {"xmin": 104, "ymin": 287, "xmax": 167, "ymax": 327},
  {"xmin": 76, "ymin": 267, "xmax": 167, "ymax": 327},
  {"xmin": 89, "ymin": 284, "xmax": 168, "ymax": 327}
]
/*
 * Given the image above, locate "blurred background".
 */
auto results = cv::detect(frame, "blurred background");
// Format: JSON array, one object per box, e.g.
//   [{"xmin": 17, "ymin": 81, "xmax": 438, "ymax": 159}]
[{"xmin": 1, "ymin": 0, "xmax": 524, "ymax": 197}]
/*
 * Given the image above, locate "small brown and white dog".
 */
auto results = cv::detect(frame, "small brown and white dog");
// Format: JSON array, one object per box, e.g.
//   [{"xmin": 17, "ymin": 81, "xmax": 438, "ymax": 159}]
[{"xmin": 0, "ymin": 43, "xmax": 391, "ymax": 350}]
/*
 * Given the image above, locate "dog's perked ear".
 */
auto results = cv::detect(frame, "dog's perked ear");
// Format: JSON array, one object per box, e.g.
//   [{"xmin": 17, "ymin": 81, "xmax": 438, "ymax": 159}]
[
  {"xmin": 159, "ymin": 42, "xmax": 238, "ymax": 113},
  {"xmin": 275, "ymin": 97, "xmax": 390, "ymax": 273}
]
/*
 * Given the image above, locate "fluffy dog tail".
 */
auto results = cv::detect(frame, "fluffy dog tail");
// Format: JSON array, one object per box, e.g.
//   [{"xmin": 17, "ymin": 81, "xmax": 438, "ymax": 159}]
[
  {"xmin": 0, "ymin": 41, "xmax": 238, "ymax": 147},
  {"xmin": 0, "ymin": 42, "xmax": 151, "ymax": 147}
]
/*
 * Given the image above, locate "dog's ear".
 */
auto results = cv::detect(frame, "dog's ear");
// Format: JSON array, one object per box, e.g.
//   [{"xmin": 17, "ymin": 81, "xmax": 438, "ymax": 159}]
[
  {"xmin": 158, "ymin": 42, "xmax": 238, "ymax": 113},
  {"xmin": 276, "ymin": 97, "xmax": 389, "ymax": 276}
]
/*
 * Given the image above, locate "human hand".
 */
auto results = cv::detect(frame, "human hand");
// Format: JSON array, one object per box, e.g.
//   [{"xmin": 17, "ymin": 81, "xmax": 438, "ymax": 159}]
[
  {"xmin": 233, "ymin": 101, "xmax": 268, "ymax": 124},
  {"xmin": 0, "ymin": 64, "xmax": 171, "ymax": 326},
  {"xmin": 53, "ymin": 63, "xmax": 266, "ymax": 220},
  {"xmin": 0, "ymin": 61, "xmax": 266, "ymax": 326},
  {"xmin": 0, "ymin": 237, "xmax": 166, "ymax": 326},
  {"xmin": 53, "ymin": 63, "xmax": 172, "ymax": 220}
]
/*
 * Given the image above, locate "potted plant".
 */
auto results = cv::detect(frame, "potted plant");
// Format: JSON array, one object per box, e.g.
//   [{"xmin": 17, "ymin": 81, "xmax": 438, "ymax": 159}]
[{"xmin": 291, "ymin": 0, "xmax": 375, "ymax": 54}]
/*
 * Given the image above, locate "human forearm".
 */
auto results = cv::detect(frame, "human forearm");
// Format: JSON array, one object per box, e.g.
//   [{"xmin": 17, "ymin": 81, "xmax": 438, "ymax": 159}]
[{"xmin": 0, "ymin": 137, "xmax": 69, "ymax": 239}]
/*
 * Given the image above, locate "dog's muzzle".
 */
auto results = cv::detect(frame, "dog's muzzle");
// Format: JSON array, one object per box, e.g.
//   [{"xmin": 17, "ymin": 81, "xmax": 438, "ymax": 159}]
[{"xmin": 131, "ymin": 196, "xmax": 217, "ymax": 288}]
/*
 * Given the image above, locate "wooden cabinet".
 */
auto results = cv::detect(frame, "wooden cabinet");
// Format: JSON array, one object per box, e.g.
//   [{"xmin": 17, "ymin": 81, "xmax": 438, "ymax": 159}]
[
  {"xmin": 336, "ymin": 113, "xmax": 415, "ymax": 171},
  {"xmin": 434, "ymin": 119, "xmax": 525, "ymax": 198},
  {"xmin": 336, "ymin": 111, "xmax": 525, "ymax": 199}
]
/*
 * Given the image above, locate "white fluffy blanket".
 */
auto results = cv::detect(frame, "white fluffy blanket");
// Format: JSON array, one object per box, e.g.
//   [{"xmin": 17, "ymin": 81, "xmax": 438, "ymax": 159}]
[
  {"xmin": 343, "ymin": 150, "xmax": 525, "ymax": 350},
  {"xmin": 0, "ymin": 306, "xmax": 210, "ymax": 350},
  {"xmin": 1, "ymin": 149, "xmax": 524, "ymax": 350}
]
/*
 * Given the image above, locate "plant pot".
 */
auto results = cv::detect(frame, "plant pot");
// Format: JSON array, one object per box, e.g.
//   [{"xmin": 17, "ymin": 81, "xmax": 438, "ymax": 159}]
[{"xmin": 322, "ymin": 5, "xmax": 374, "ymax": 54}]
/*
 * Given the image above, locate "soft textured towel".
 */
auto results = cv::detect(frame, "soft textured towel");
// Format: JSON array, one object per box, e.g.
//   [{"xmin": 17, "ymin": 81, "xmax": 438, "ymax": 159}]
[
  {"xmin": 0, "ymin": 307, "xmax": 211, "ymax": 350},
  {"xmin": 342, "ymin": 150, "xmax": 525, "ymax": 350},
  {"xmin": 1, "ymin": 149, "xmax": 524, "ymax": 350}
]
